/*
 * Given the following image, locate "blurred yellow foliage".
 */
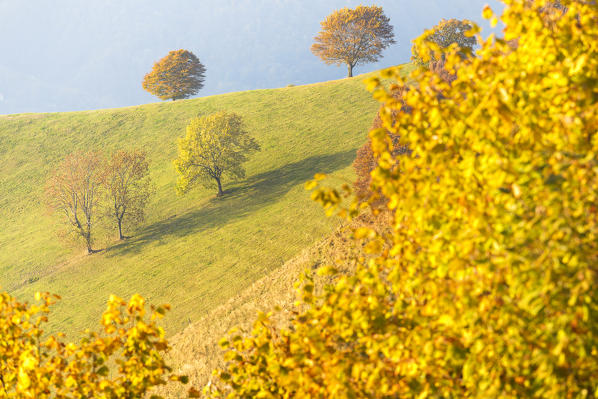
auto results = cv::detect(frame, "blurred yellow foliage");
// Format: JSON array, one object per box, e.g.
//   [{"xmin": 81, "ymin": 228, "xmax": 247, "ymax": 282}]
[
  {"xmin": 207, "ymin": 0, "xmax": 598, "ymax": 397},
  {"xmin": 0, "ymin": 291, "xmax": 191, "ymax": 398}
]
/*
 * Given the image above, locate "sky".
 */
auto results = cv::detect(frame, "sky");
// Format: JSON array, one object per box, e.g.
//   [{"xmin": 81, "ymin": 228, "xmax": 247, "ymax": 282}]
[{"xmin": 0, "ymin": 0, "xmax": 503, "ymax": 114}]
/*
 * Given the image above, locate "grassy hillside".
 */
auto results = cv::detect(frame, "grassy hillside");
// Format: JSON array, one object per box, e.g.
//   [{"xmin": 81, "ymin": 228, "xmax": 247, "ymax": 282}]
[
  {"xmin": 0, "ymin": 65, "xmax": 411, "ymax": 338},
  {"xmin": 154, "ymin": 212, "xmax": 383, "ymax": 398}
]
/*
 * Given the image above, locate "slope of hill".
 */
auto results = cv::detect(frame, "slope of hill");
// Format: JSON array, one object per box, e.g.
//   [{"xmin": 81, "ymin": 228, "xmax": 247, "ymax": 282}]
[
  {"xmin": 0, "ymin": 65, "xmax": 412, "ymax": 338},
  {"xmin": 154, "ymin": 212, "xmax": 380, "ymax": 397}
]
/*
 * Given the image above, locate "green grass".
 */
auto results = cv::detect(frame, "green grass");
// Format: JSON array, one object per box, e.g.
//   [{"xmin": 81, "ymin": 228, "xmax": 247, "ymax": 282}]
[{"xmin": 0, "ymin": 65, "xmax": 411, "ymax": 338}]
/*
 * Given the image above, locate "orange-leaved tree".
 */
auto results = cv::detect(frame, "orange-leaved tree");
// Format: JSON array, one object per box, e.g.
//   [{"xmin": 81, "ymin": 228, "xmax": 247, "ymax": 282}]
[
  {"xmin": 311, "ymin": 5, "xmax": 395, "ymax": 78},
  {"xmin": 0, "ymin": 291, "xmax": 199, "ymax": 398},
  {"xmin": 353, "ymin": 86, "xmax": 411, "ymax": 203},
  {"xmin": 206, "ymin": 0, "xmax": 598, "ymax": 397},
  {"xmin": 142, "ymin": 49, "xmax": 206, "ymax": 101}
]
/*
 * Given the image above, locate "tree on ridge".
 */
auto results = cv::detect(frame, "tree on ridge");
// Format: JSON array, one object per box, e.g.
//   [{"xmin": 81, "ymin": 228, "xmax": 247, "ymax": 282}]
[
  {"xmin": 142, "ymin": 49, "xmax": 206, "ymax": 101},
  {"xmin": 311, "ymin": 5, "xmax": 395, "ymax": 78}
]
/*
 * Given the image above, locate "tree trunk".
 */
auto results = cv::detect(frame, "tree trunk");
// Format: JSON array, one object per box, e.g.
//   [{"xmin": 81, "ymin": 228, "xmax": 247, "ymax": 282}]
[
  {"xmin": 86, "ymin": 232, "xmax": 93, "ymax": 254},
  {"xmin": 347, "ymin": 63, "xmax": 353, "ymax": 78},
  {"xmin": 216, "ymin": 177, "xmax": 224, "ymax": 197},
  {"xmin": 118, "ymin": 218, "xmax": 124, "ymax": 240}
]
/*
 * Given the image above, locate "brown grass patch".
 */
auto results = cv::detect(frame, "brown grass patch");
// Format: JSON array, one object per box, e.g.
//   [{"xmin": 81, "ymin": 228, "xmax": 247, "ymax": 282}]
[{"xmin": 152, "ymin": 211, "xmax": 390, "ymax": 397}]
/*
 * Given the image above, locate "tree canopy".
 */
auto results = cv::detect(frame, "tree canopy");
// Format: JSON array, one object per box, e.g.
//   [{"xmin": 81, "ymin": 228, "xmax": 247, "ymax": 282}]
[
  {"xmin": 411, "ymin": 18, "xmax": 477, "ymax": 67},
  {"xmin": 45, "ymin": 149, "xmax": 154, "ymax": 252},
  {"xmin": 174, "ymin": 111, "xmax": 260, "ymax": 197},
  {"xmin": 206, "ymin": 0, "xmax": 598, "ymax": 397},
  {"xmin": 142, "ymin": 49, "xmax": 206, "ymax": 101},
  {"xmin": 103, "ymin": 150, "xmax": 153, "ymax": 240},
  {"xmin": 311, "ymin": 5, "xmax": 395, "ymax": 78}
]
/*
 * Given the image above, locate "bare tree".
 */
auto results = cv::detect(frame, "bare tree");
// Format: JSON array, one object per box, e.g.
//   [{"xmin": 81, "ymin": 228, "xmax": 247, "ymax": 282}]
[{"xmin": 45, "ymin": 152, "xmax": 104, "ymax": 254}]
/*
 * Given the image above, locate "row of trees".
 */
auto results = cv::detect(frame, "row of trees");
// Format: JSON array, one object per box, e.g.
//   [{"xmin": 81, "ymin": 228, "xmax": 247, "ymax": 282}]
[
  {"xmin": 141, "ymin": 4, "xmax": 387, "ymax": 102},
  {"xmin": 141, "ymin": 5, "xmax": 394, "ymax": 102},
  {"xmin": 45, "ymin": 150, "xmax": 152, "ymax": 254},
  {"xmin": 141, "ymin": 5, "xmax": 397, "ymax": 102},
  {"xmin": 45, "ymin": 111, "xmax": 260, "ymax": 254},
  {"xmin": 141, "ymin": 7, "xmax": 475, "ymax": 104}
]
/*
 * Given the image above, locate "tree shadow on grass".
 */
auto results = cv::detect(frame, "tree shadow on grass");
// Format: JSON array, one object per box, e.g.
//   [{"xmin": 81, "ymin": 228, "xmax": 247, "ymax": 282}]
[{"xmin": 105, "ymin": 149, "xmax": 356, "ymax": 257}]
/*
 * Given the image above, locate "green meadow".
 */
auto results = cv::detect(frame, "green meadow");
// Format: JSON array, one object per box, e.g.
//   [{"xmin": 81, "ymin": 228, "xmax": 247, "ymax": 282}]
[{"xmin": 0, "ymin": 65, "xmax": 411, "ymax": 338}]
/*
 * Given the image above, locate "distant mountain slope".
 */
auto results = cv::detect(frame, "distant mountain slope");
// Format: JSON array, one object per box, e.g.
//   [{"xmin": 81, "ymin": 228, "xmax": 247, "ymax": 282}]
[{"xmin": 0, "ymin": 65, "xmax": 412, "ymax": 338}]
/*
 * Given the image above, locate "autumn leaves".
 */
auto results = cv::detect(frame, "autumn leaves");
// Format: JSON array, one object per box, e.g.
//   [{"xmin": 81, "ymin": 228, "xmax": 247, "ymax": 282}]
[
  {"xmin": 45, "ymin": 111, "xmax": 261, "ymax": 255},
  {"xmin": 0, "ymin": 290, "xmax": 192, "ymax": 398},
  {"xmin": 174, "ymin": 111, "xmax": 260, "ymax": 198},
  {"xmin": 311, "ymin": 5, "xmax": 396, "ymax": 78},
  {"xmin": 208, "ymin": 1, "xmax": 598, "ymax": 397},
  {"xmin": 142, "ymin": 50, "xmax": 206, "ymax": 101},
  {"xmin": 45, "ymin": 150, "xmax": 152, "ymax": 254}
]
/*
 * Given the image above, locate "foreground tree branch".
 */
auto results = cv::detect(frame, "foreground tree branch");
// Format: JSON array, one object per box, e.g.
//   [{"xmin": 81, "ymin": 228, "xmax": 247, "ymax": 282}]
[
  {"xmin": 207, "ymin": 1, "xmax": 598, "ymax": 396},
  {"xmin": 0, "ymin": 290, "xmax": 198, "ymax": 397}
]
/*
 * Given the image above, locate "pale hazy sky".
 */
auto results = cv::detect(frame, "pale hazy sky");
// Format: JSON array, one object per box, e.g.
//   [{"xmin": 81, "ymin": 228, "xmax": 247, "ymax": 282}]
[{"xmin": 0, "ymin": 0, "xmax": 503, "ymax": 114}]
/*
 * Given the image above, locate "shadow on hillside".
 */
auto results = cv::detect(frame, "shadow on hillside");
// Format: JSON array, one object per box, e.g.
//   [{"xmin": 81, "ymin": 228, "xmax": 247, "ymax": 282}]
[{"xmin": 105, "ymin": 149, "xmax": 356, "ymax": 258}]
